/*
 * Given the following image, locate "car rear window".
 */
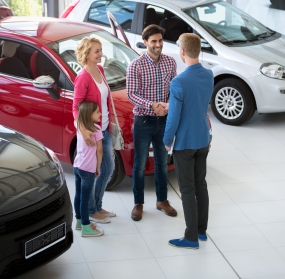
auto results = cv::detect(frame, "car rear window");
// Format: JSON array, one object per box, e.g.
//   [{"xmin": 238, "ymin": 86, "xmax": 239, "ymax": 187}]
[{"xmin": 87, "ymin": 0, "xmax": 137, "ymax": 32}]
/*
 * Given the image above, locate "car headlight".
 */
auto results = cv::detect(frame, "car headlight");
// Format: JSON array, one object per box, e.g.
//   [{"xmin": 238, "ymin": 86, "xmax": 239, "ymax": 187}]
[
  {"xmin": 260, "ymin": 63, "xmax": 285, "ymax": 80},
  {"xmin": 45, "ymin": 147, "xmax": 65, "ymax": 188}
]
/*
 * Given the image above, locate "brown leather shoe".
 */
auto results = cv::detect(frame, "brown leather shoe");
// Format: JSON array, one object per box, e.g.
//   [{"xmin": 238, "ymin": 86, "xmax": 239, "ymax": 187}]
[
  {"xmin": 156, "ymin": 200, "xmax": 177, "ymax": 217},
  {"xmin": 131, "ymin": 204, "xmax": 143, "ymax": 221}
]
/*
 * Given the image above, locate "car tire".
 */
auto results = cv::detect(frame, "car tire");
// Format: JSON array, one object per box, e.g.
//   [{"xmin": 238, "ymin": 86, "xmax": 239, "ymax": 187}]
[
  {"xmin": 210, "ymin": 78, "xmax": 255, "ymax": 126},
  {"xmin": 106, "ymin": 150, "xmax": 126, "ymax": 191}
]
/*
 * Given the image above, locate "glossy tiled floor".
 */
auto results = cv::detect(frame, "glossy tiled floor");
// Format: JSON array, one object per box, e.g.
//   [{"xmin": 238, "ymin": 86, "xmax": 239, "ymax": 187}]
[{"xmin": 18, "ymin": 109, "xmax": 285, "ymax": 279}]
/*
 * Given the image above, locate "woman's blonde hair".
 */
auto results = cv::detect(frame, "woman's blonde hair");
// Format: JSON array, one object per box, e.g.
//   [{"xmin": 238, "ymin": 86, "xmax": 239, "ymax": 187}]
[
  {"xmin": 75, "ymin": 37, "xmax": 102, "ymax": 66},
  {"xmin": 179, "ymin": 33, "xmax": 201, "ymax": 59},
  {"xmin": 77, "ymin": 101, "xmax": 99, "ymax": 132}
]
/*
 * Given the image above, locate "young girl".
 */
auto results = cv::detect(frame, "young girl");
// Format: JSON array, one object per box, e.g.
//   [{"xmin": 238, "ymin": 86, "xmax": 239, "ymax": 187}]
[{"xmin": 73, "ymin": 101, "xmax": 104, "ymax": 237}]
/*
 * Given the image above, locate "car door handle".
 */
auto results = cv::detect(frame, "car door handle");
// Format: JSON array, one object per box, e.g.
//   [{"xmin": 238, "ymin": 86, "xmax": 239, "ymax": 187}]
[{"xmin": 136, "ymin": 42, "xmax": 146, "ymax": 49}]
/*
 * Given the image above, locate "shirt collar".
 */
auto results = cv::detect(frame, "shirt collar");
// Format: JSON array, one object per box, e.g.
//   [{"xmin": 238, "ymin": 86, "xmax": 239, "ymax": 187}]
[
  {"xmin": 144, "ymin": 52, "xmax": 163, "ymax": 65},
  {"xmin": 186, "ymin": 63, "xmax": 202, "ymax": 70}
]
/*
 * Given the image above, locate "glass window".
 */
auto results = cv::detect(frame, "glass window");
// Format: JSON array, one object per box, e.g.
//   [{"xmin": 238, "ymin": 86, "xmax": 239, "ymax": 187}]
[
  {"xmin": 87, "ymin": 0, "xmax": 137, "ymax": 31},
  {"xmin": 144, "ymin": 4, "xmax": 191, "ymax": 42},
  {"xmin": 184, "ymin": 1, "xmax": 275, "ymax": 44},
  {"xmin": 49, "ymin": 30, "xmax": 138, "ymax": 91}
]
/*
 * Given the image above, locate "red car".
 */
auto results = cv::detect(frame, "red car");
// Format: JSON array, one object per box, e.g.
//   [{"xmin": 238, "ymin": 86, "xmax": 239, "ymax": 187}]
[{"xmin": 0, "ymin": 16, "xmax": 174, "ymax": 190}]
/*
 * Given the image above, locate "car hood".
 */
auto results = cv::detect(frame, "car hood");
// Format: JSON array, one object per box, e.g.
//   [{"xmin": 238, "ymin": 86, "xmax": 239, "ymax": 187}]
[
  {"xmin": 0, "ymin": 126, "xmax": 63, "ymax": 216},
  {"xmin": 231, "ymin": 35, "xmax": 285, "ymax": 66}
]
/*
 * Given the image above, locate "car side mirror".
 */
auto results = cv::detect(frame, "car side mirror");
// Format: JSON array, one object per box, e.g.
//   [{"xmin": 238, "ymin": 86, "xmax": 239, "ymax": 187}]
[
  {"xmin": 33, "ymin": 75, "xmax": 60, "ymax": 100},
  {"xmin": 201, "ymin": 38, "xmax": 211, "ymax": 48}
]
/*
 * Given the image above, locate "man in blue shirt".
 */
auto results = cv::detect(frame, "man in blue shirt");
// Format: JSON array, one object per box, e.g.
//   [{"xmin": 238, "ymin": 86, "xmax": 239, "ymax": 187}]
[{"xmin": 164, "ymin": 33, "xmax": 214, "ymax": 249}]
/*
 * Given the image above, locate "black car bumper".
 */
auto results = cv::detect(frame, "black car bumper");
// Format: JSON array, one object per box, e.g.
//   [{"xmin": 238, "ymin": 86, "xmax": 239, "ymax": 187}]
[{"xmin": 0, "ymin": 182, "xmax": 73, "ymax": 278}]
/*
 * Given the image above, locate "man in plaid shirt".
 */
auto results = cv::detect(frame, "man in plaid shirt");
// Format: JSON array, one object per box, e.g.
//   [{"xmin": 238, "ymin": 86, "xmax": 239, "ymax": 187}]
[{"xmin": 127, "ymin": 24, "xmax": 177, "ymax": 221}]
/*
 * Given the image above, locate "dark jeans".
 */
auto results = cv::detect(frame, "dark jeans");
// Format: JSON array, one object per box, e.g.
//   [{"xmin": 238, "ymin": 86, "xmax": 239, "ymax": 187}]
[
  {"xmin": 173, "ymin": 147, "xmax": 209, "ymax": 242},
  {"xmin": 132, "ymin": 115, "xmax": 168, "ymax": 204},
  {"xmin": 89, "ymin": 129, "xmax": 114, "ymax": 215},
  {"xmin": 73, "ymin": 167, "xmax": 95, "ymax": 225}
]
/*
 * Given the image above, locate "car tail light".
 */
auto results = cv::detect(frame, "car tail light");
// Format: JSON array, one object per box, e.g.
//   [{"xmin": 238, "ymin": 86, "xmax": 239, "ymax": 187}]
[{"xmin": 60, "ymin": 0, "xmax": 80, "ymax": 18}]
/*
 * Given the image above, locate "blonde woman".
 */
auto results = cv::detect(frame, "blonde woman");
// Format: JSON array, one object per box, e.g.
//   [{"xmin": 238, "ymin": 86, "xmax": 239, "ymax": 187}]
[{"xmin": 73, "ymin": 37, "xmax": 115, "ymax": 224}]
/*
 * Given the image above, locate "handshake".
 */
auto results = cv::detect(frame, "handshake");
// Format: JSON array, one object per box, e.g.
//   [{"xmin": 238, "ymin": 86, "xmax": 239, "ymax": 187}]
[{"xmin": 152, "ymin": 101, "xmax": 169, "ymax": 116}]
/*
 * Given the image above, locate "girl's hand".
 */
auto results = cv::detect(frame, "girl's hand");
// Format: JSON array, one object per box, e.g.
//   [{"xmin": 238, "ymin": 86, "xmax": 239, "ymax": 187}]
[{"xmin": 96, "ymin": 168, "xmax": 100, "ymax": 177}]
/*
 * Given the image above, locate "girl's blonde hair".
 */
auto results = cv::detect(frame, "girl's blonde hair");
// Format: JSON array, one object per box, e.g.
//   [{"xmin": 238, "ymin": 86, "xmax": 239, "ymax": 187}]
[
  {"xmin": 75, "ymin": 37, "xmax": 102, "ymax": 66},
  {"xmin": 77, "ymin": 101, "xmax": 99, "ymax": 132}
]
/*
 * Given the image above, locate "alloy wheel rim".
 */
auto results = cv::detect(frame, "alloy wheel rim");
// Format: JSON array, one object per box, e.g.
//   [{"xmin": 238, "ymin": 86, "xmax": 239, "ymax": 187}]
[{"xmin": 215, "ymin": 87, "xmax": 244, "ymax": 119}]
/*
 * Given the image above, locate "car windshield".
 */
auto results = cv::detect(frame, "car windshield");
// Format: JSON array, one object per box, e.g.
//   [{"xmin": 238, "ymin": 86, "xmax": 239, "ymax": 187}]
[
  {"xmin": 48, "ymin": 30, "xmax": 138, "ymax": 91},
  {"xmin": 183, "ymin": 1, "xmax": 275, "ymax": 45}
]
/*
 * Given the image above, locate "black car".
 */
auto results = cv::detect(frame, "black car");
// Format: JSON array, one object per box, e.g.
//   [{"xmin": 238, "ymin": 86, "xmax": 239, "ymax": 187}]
[{"xmin": 0, "ymin": 125, "xmax": 73, "ymax": 278}]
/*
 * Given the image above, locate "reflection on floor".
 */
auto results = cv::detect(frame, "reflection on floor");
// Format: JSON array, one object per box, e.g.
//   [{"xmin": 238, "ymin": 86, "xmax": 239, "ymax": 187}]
[
  {"xmin": 18, "ymin": 109, "xmax": 285, "ymax": 279},
  {"xmin": 232, "ymin": 0, "xmax": 285, "ymax": 35}
]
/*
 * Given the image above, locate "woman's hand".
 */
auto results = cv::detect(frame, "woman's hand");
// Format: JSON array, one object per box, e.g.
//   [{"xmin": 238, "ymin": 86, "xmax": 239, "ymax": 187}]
[
  {"xmin": 74, "ymin": 119, "xmax": 96, "ymax": 146},
  {"xmin": 82, "ymin": 128, "xmax": 96, "ymax": 146}
]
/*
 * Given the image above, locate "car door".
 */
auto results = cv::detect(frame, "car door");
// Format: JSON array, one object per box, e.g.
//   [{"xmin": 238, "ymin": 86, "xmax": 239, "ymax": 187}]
[
  {"xmin": 0, "ymin": 40, "xmax": 64, "ymax": 154},
  {"xmin": 83, "ymin": 0, "xmax": 140, "ymax": 48},
  {"xmin": 133, "ymin": 3, "xmax": 203, "ymax": 74}
]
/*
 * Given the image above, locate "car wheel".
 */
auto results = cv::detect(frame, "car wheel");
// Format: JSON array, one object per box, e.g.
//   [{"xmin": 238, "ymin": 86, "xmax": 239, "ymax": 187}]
[
  {"xmin": 210, "ymin": 78, "xmax": 255, "ymax": 126},
  {"xmin": 106, "ymin": 150, "xmax": 126, "ymax": 191},
  {"xmin": 67, "ymin": 61, "xmax": 82, "ymax": 74}
]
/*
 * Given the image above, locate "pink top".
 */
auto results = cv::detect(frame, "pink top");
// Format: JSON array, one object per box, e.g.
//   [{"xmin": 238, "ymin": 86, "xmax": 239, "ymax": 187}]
[
  {"xmin": 73, "ymin": 65, "xmax": 112, "ymax": 130},
  {"xmin": 73, "ymin": 124, "xmax": 103, "ymax": 173}
]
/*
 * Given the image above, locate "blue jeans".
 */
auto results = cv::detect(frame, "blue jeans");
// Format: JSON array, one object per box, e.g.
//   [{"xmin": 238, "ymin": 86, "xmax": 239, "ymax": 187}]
[
  {"xmin": 132, "ymin": 115, "xmax": 168, "ymax": 204},
  {"xmin": 89, "ymin": 129, "xmax": 115, "ymax": 215},
  {"xmin": 73, "ymin": 167, "xmax": 95, "ymax": 225}
]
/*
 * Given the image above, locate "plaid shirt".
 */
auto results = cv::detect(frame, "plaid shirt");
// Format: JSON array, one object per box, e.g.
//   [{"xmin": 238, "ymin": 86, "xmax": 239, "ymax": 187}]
[{"xmin": 127, "ymin": 52, "xmax": 176, "ymax": 116}]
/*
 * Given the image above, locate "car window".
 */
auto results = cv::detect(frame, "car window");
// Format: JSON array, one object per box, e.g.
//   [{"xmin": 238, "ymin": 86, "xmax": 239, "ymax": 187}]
[
  {"xmin": 184, "ymin": 1, "xmax": 274, "ymax": 44},
  {"xmin": 87, "ymin": 0, "xmax": 137, "ymax": 31},
  {"xmin": 49, "ymin": 30, "xmax": 138, "ymax": 91},
  {"xmin": 0, "ymin": 40, "xmax": 68, "ymax": 89},
  {"xmin": 143, "ymin": 4, "xmax": 192, "ymax": 43}
]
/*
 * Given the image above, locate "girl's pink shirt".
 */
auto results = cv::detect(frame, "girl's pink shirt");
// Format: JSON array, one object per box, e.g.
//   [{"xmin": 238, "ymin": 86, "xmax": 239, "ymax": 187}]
[
  {"xmin": 73, "ymin": 124, "xmax": 103, "ymax": 173},
  {"xmin": 73, "ymin": 65, "xmax": 112, "ymax": 130}
]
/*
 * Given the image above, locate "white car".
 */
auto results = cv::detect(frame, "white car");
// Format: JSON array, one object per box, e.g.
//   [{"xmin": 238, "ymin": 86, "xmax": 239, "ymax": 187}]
[{"xmin": 61, "ymin": 0, "xmax": 285, "ymax": 126}]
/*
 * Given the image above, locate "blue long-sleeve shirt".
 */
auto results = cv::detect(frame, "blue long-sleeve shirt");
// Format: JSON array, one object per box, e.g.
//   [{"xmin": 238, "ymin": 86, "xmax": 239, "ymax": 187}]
[{"xmin": 163, "ymin": 63, "xmax": 213, "ymax": 150}]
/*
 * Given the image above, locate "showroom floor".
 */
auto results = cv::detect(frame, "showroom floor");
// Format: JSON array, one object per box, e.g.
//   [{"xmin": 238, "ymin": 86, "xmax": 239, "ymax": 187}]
[{"xmin": 17, "ymin": 108, "xmax": 285, "ymax": 279}]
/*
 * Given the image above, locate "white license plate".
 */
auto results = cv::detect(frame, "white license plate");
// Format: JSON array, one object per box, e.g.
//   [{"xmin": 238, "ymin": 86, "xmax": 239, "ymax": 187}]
[{"xmin": 25, "ymin": 223, "xmax": 66, "ymax": 259}]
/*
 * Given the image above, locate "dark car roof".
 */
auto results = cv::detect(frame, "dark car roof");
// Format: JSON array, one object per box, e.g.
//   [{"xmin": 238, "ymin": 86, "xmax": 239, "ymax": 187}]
[{"xmin": 0, "ymin": 16, "xmax": 102, "ymax": 43}]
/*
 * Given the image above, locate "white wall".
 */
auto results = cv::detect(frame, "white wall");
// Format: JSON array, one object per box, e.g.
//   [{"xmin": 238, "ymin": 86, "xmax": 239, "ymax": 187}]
[{"xmin": 232, "ymin": 0, "xmax": 285, "ymax": 35}]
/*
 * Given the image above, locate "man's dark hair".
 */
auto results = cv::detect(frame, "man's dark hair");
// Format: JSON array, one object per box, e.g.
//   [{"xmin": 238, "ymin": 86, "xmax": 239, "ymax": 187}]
[{"xmin": 142, "ymin": 24, "xmax": 165, "ymax": 41}]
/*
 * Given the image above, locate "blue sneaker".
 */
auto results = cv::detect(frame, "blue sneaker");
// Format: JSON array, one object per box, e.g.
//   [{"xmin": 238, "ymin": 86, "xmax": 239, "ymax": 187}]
[
  {"xmin": 168, "ymin": 237, "xmax": 199, "ymax": 249},
  {"xmin": 198, "ymin": 233, "xmax": 208, "ymax": 241}
]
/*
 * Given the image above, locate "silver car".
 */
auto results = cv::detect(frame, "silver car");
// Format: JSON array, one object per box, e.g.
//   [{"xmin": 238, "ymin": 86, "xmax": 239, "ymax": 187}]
[{"xmin": 62, "ymin": 0, "xmax": 285, "ymax": 126}]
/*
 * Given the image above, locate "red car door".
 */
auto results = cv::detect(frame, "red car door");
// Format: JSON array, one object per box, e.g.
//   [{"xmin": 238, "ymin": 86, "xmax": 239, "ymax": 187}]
[{"xmin": 0, "ymin": 75, "xmax": 64, "ymax": 154}]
